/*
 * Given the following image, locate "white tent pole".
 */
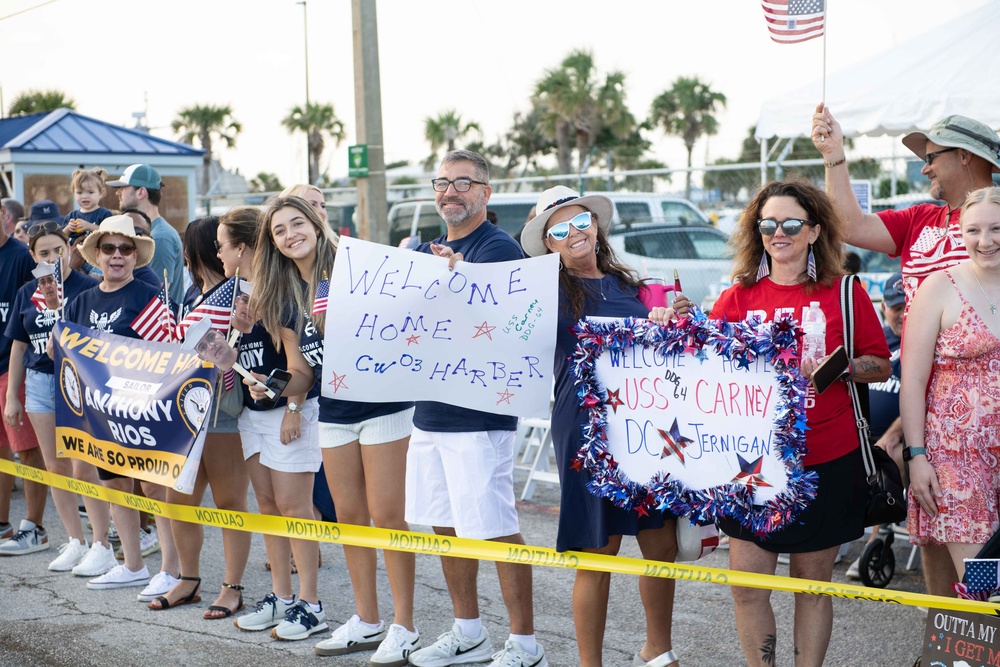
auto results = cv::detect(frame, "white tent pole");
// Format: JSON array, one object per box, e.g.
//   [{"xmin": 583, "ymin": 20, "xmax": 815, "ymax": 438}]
[{"xmin": 822, "ymin": 1, "xmax": 828, "ymax": 104}]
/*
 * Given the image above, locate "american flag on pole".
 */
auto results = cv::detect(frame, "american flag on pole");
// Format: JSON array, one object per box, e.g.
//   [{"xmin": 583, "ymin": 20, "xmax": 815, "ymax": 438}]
[
  {"xmin": 131, "ymin": 284, "xmax": 177, "ymax": 342},
  {"xmin": 312, "ymin": 273, "xmax": 329, "ymax": 316},
  {"xmin": 30, "ymin": 261, "xmax": 63, "ymax": 312},
  {"xmin": 177, "ymin": 276, "xmax": 238, "ymax": 339},
  {"xmin": 761, "ymin": 0, "xmax": 825, "ymax": 44}
]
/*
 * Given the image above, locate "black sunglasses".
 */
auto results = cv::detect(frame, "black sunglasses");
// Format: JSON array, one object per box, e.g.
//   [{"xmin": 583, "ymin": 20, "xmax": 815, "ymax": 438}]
[
  {"xmin": 757, "ymin": 218, "xmax": 817, "ymax": 236},
  {"xmin": 923, "ymin": 147, "xmax": 958, "ymax": 166}
]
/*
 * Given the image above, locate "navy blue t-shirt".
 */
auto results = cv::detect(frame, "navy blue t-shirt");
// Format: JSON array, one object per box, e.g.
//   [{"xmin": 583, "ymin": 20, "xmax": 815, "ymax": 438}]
[
  {"xmin": 133, "ymin": 265, "xmax": 162, "ymax": 290},
  {"xmin": 5, "ymin": 270, "xmax": 99, "ymax": 374},
  {"xmin": 412, "ymin": 220, "xmax": 523, "ymax": 433},
  {"xmin": 238, "ymin": 323, "xmax": 292, "ymax": 411},
  {"xmin": 868, "ymin": 326, "xmax": 901, "ymax": 441},
  {"xmin": 296, "ymin": 307, "xmax": 410, "ymax": 424},
  {"xmin": 0, "ymin": 238, "xmax": 36, "ymax": 375},
  {"xmin": 64, "ymin": 279, "xmax": 160, "ymax": 339}
]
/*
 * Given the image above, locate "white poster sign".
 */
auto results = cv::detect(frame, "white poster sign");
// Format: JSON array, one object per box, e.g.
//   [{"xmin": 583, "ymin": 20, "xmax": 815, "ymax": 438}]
[{"xmin": 323, "ymin": 237, "xmax": 559, "ymax": 417}]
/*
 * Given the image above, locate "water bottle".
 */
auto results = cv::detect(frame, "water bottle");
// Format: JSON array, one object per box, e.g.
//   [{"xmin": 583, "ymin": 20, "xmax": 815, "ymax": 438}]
[{"xmin": 801, "ymin": 301, "xmax": 826, "ymax": 365}]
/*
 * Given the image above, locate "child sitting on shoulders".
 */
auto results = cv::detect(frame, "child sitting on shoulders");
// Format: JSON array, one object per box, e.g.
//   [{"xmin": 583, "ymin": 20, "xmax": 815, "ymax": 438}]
[{"xmin": 63, "ymin": 168, "xmax": 114, "ymax": 242}]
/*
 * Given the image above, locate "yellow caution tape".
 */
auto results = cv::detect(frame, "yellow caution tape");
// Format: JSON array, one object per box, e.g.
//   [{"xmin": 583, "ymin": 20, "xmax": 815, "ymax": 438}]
[{"xmin": 3, "ymin": 457, "xmax": 997, "ymax": 615}]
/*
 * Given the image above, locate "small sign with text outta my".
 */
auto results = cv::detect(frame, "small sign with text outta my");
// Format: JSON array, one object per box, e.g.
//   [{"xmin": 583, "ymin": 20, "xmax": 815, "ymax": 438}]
[{"xmin": 323, "ymin": 237, "xmax": 558, "ymax": 417}]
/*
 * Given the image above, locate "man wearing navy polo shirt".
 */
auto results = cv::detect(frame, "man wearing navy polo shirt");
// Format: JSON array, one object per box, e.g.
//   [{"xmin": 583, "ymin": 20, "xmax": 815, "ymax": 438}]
[
  {"xmin": 109, "ymin": 164, "xmax": 184, "ymax": 306},
  {"xmin": 406, "ymin": 150, "xmax": 546, "ymax": 667}
]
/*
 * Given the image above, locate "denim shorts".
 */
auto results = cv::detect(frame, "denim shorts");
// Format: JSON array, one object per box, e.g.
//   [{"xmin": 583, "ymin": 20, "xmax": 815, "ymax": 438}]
[{"xmin": 25, "ymin": 369, "xmax": 56, "ymax": 414}]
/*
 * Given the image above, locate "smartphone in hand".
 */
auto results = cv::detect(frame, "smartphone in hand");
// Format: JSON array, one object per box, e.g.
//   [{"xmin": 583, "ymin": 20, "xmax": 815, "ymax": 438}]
[
  {"xmin": 255, "ymin": 368, "xmax": 292, "ymax": 409},
  {"xmin": 812, "ymin": 345, "xmax": 849, "ymax": 394}
]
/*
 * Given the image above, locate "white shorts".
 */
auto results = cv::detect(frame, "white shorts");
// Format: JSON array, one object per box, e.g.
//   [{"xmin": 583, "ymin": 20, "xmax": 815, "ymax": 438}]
[
  {"xmin": 238, "ymin": 397, "xmax": 321, "ymax": 473},
  {"xmin": 404, "ymin": 427, "xmax": 519, "ymax": 540},
  {"xmin": 319, "ymin": 407, "xmax": 414, "ymax": 448}
]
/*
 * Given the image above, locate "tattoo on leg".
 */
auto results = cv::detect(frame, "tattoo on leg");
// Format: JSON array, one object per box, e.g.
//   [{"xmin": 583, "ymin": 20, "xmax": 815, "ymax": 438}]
[
  {"xmin": 794, "ymin": 645, "xmax": 800, "ymax": 657},
  {"xmin": 761, "ymin": 634, "xmax": 777, "ymax": 665}
]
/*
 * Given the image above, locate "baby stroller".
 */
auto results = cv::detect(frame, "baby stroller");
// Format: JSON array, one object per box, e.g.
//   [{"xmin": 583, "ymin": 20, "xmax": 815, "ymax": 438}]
[{"xmin": 857, "ymin": 522, "xmax": 918, "ymax": 588}]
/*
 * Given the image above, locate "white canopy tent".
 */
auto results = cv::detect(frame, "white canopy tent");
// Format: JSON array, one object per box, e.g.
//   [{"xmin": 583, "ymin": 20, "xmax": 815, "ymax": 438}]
[{"xmin": 755, "ymin": 2, "xmax": 1000, "ymax": 141}]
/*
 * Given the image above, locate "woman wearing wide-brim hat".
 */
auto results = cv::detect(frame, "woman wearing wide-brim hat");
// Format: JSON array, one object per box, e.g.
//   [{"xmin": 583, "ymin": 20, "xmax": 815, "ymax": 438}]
[
  {"xmin": 522, "ymin": 185, "xmax": 682, "ymax": 667},
  {"xmin": 65, "ymin": 215, "xmax": 183, "ymax": 601}
]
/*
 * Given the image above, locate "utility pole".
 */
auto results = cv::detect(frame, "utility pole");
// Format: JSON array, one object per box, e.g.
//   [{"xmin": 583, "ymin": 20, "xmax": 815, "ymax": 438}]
[
  {"xmin": 351, "ymin": 0, "xmax": 388, "ymax": 244},
  {"xmin": 298, "ymin": 0, "xmax": 312, "ymax": 184}
]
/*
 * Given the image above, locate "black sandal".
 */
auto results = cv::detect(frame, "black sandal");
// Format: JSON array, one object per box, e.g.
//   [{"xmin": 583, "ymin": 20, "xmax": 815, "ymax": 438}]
[
  {"xmin": 148, "ymin": 576, "xmax": 201, "ymax": 610},
  {"xmin": 204, "ymin": 583, "xmax": 244, "ymax": 620}
]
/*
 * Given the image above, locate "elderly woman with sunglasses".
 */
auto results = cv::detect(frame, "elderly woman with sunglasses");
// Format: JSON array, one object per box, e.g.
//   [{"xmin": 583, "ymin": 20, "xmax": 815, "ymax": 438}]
[
  {"xmin": 521, "ymin": 186, "xmax": 680, "ymax": 667},
  {"xmin": 60, "ymin": 216, "xmax": 182, "ymax": 595},
  {"xmin": 4, "ymin": 223, "xmax": 99, "ymax": 568},
  {"xmin": 708, "ymin": 181, "xmax": 889, "ymax": 667}
]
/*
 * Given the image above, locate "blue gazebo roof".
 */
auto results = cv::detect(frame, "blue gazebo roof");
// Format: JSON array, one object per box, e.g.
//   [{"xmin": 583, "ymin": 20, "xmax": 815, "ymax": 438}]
[{"xmin": 0, "ymin": 108, "xmax": 204, "ymax": 157}]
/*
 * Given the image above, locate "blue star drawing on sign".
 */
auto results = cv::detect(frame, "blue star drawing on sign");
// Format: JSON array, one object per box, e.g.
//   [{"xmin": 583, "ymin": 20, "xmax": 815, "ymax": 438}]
[
  {"xmin": 731, "ymin": 454, "xmax": 773, "ymax": 492},
  {"xmin": 735, "ymin": 354, "xmax": 752, "ymax": 370},
  {"xmin": 605, "ymin": 388, "xmax": 624, "ymax": 414},
  {"xmin": 658, "ymin": 418, "xmax": 693, "ymax": 464}
]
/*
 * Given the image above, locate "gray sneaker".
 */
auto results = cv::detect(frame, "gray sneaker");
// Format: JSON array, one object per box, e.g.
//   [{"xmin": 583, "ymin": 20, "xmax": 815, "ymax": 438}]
[
  {"xmin": 0, "ymin": 520, "xmax": 49, "ymax": 555},
  {"xmin": 272, "ymin": 600, "xmax": 328, "ymax": 641},
  {"xmin": 235, "ymin": 593, "xmax": 298, "ymax": 632}
]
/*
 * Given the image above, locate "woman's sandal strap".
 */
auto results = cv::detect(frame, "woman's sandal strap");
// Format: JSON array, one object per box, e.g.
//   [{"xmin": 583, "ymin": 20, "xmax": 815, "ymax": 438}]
[
  {"xmin": 179, "ymin": 576, "xmax": 202, "ymax": 583},
  {"xmin": 221, "ymin": 582, "xmax": 244, "ymax": 591}
]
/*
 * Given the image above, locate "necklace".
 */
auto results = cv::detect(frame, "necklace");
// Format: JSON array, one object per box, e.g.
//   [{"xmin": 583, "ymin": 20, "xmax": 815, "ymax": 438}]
[
  {"xmin": 971, "ymin": 266, "xmax": 998, "ymax": 315},
  {"xmin": 769, "ymin": 273, "xmax": 807, "ymax": 286}
]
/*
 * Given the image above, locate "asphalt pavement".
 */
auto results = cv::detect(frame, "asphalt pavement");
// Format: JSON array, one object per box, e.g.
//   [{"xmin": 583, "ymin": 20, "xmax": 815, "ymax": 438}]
[{"xmin": 0, "ymin": 470, "xmax": 931, "ymax": 666}]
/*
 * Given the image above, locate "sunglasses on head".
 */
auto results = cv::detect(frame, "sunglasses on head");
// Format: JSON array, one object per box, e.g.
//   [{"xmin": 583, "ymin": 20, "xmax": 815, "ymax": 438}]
[
  {"xmin": 546, "ymin": 211, "xmax": 593, "ymax": 241},
  {"xmin": 99, "ymin": 243, "xmax": 136, "ymax": 257},
  {"xmin": 28, "ymin": 221, "xmax": 62, "ymax": 237},
  {"xmin": 757, "ymin": 218, "xmax": 816, "ymax": 237}
]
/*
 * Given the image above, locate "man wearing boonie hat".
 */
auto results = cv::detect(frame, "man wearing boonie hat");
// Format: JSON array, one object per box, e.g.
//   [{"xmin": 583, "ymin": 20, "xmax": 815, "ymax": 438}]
[
  {"xmin": 810, "ymin": 108, "xmax": 1000, "ymax": 597},
  {"xmin": 109, "ymin": 164, "xmax": 184, "ymax": 307}
]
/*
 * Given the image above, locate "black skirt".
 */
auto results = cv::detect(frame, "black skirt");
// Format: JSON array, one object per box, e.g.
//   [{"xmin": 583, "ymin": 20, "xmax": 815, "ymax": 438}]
[{"xmin": 720, "ymin": 448, "xmax": 866, "ymax": 553}]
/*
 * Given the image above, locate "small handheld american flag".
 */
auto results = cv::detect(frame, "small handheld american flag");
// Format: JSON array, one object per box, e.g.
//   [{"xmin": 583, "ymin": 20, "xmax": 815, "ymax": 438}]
[
  {"xmin": 312, "ymin": 271, "xmax": 329, "ymax": 316},
  {"xmin": 761, "ymin": 0, "xmax": 825, "ymax": 44},
  {"xmin": 131, "ymin": 283, "xmax": 177, "ymax": 343}
]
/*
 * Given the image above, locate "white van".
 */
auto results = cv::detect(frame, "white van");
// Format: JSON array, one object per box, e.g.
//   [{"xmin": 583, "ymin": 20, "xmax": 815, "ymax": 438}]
[{"xmin": 386, "ymin": 191, "xmax": 708, "ymax": 246}]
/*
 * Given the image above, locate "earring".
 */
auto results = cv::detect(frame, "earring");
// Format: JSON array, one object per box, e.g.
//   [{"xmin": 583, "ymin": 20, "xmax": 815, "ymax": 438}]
[
  {"xmin": 595, "ymin": 240, "xmax": 601, "ymax": 255},
  {"xmin": 807, "ymin": 244, "xmax": 817, "ymax": 281},
  {"xmin": 756, "ymin": 252, "xmax": 770, "ymax": 281},
  {"xmin": 558, "ymin": 259, "xmax": 564, "ymax": 271}
]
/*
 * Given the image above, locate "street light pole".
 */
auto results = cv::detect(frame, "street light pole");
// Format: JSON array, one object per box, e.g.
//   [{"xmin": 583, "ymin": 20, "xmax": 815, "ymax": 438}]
[{"xmin": 298, "ymin": 0, "xmax": 310, "ymax": 105}]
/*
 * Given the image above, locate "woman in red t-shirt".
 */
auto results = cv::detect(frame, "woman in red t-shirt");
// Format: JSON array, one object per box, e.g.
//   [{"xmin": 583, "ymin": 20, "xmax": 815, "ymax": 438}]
[{"xmin": 710, "ymin": 181, "xmax": 890, "ymax": 667}]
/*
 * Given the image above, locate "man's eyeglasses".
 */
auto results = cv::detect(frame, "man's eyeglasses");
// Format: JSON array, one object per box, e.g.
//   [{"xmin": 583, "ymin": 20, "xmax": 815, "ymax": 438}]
[
  {"xmin": 99, "ymin": 243, "xmax": 136, "ymax": 257},
  {"xmin": 757, "ymin": 218, "xmax": 817, "ymax": 237},
  {"xmin": 923, "ymin": 147, "xmax": 958, "ymax": 166},
  {"xmin": 28, "ymin": 221, "xmax": 62, "ymax": 237},
  {"xmin": 546, "ymin": 212, "xmax": 593, "ymax": 241},
  {"xmin": 430, "ymin": 177, "xmax": 487, "ymax": 193}
]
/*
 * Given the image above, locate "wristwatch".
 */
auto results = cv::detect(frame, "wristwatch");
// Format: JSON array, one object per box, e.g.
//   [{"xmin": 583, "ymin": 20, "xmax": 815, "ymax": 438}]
[
  {"xmin": 285, "ymin": 401, "xmax": 303, "ymax": 414},
  {"xmin": 902, "ymin": 446, "xmax": 927, "ymax": 461}
]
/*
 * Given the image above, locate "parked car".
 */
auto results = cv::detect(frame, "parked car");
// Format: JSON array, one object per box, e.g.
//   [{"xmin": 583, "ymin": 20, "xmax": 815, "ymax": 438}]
[
  {"xmin": 387, "ymin": 191, "xmax": 709, "ymax": 247},
  {"xmin": 607, "ymin": 224, "xmax": 732, "ymax": 305}
]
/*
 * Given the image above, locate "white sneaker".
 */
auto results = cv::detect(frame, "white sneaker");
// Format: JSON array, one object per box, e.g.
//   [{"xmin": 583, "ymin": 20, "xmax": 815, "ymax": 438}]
[
  {"xmin": 272, "ymin": 600, "xmax": 328, "ymax": 640},
  {"xmin": 72, "ymin": 542, "xmax": 118, "ymax": 577},
  {"xmin": 137, "ymin": 570, "xmax": 179, "ymax": 602},
  {"xmin": 314, "ymin": 613, "xmax": 386, "ymax": 656},
  {"xmin": 489, "ymin": 640, "xmax": 547, "ymax": 667},
  {"xmin": 139, "ymin": 526, "xmax": 160, "ymax": 557},
  {"xmin": 48, "ymin": 538, "xmax": 90, "ymax": 571},
  {"xmin": 0, "ymin": 519, "xmax": 49, "ymax": 555},
  {"xmin": 409, "ymin": 623, "xmax": 492, "ymax": 667},
  {"xmin": 87, "ymin": 563, "xmax": 150, "ymax": 589},
  {"xmin": 633, "ymin": 649, "xmax": 679, "ymax": 667},
  {"xmin": 370, "ymin": 624, "xmax": 421, "ymax": 666},
  {"xmin": 846, "ymin": 557, "xmax": 862, "ymax": 580},
  {"xmin": 235, "ymin": 593, "xmax": 298, "ymax": 632}
]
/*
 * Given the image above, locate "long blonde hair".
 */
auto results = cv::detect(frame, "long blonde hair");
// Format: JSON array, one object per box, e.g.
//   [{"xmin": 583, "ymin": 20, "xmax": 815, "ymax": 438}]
[{"xmin": 250, "ymin": 196, "xmax": 337, "ymax": 349}]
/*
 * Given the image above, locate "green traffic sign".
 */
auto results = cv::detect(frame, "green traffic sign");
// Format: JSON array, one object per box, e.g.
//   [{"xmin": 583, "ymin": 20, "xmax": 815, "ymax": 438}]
[{"xmin": 349, "ymin": 144, "xmax": 369, "ymax": 178}]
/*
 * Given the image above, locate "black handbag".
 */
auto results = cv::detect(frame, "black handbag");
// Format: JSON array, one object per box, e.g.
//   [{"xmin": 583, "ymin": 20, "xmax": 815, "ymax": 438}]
[{"xmin": 839, "ymin": 275, "xmax": 907, "ymax": 527}]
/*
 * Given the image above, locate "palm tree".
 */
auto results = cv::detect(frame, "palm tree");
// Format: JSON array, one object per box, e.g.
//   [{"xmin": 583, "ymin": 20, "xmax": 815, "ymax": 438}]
[
  {"xmin": 249, "ymin": 172, "xmax": 284, "ymax": 193},
  {"xmin": 649, "ymin": 76, "xmax": 727, "ymax": 199},
  {"xmin": 8, "ymin": 89, "xmax": 76, "ymax": 116},
  {"xmin": 282, "ymin": 102, "xmax": 347, "ymax": 186},
  {"xmin": 533, "ymin": 49, "xmax": 633, "ymax": 176},
  {"xmin": 171, "ymin": 104, "xmax": 242, "ymax": 197},
  {"xmin": 423, "ymin": 110, "xmax": 481, "ymax": 170}
]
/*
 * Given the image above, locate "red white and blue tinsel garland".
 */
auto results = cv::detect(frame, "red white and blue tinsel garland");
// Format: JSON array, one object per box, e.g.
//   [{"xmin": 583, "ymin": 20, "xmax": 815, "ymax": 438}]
[{"xmin": 570, "ymin": 310, "xmax": 818, "ymax": 537}]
